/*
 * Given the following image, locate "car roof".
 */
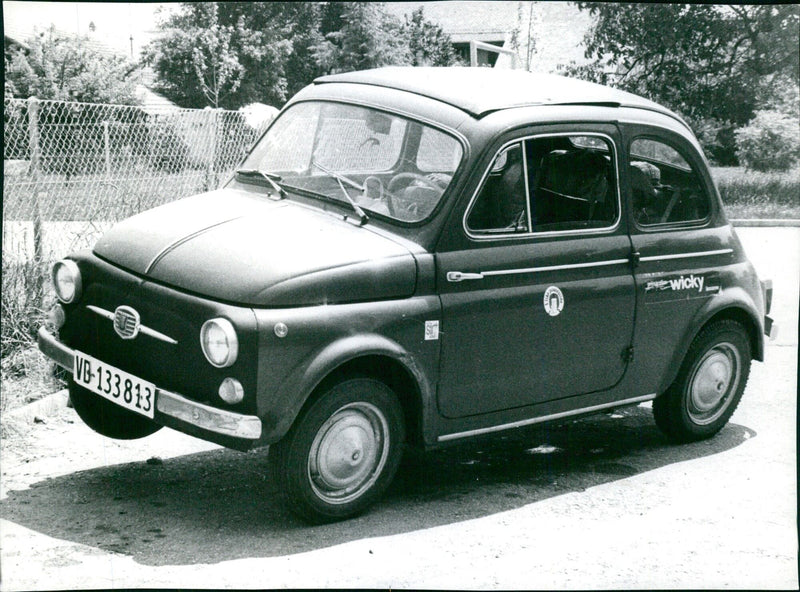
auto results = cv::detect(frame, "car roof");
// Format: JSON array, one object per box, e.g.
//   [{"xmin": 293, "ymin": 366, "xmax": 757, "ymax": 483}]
[{"xmin": 315, "ymin": 67, "xmax": 686, "ymax": 126}]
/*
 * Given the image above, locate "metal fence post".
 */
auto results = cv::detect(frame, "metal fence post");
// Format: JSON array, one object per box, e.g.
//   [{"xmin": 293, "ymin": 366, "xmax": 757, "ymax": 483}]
[
  {"xmin": 103, "ymin": 120, "xmax": 111, "ymax": 181},
  {"xmin": 27, "ymin": 97, "xmax": 45, "ymax": 298},
  {"xmin": 205, "ymin": 108, "xmax": 219, "ymax": 191},
  {"xmin": 27, "ymin": 97, "xmax": 40, "ymax": 181}
]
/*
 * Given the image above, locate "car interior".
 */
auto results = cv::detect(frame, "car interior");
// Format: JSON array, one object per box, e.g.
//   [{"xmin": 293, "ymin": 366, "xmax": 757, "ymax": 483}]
[{"xmin": 468, "ymin": 135, "xmax": 617, "ymax": 234}]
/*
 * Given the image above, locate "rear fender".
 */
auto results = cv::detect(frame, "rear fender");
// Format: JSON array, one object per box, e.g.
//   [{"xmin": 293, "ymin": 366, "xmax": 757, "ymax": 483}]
[{"xmin": 657, "ymin": 285, "xmax": 764, "ymax": 395}]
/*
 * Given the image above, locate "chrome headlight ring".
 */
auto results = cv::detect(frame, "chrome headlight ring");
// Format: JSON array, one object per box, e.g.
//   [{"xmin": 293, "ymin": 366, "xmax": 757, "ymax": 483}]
[
  {"xmin": 52, "ymin": 260, "xmax": 82, "ymax": 304},
  {"xmin": 200, "ymin": 318, "xmax": 239, "ymax": 368}
]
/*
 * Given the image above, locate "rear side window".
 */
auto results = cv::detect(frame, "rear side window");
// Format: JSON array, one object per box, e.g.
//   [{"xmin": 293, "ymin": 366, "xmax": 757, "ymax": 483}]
[
  {"xmin": 466, "ymin": 134, "xmax": 618, "ymax": 236},
  {"xmin": 629, "ymin": 138, "xmax": 711, "ymax": 226}
]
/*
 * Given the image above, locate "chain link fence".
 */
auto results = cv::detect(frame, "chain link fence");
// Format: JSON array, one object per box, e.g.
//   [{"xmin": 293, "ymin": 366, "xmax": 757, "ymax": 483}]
[
  {"xmin": 2, "ymin": 97, "xmax": 272, "ymax": 394},
  {"xmin": 4, "ymin": 97, "xmax": 271, "ymax": 261}
]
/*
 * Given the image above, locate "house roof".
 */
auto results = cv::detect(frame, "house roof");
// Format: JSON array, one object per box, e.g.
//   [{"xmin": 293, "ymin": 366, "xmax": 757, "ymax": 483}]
[
  {"xmin": 315, "ymin": 67, "xmax": 681, "ymax": 122},
  {"xmin": 382, "ymin": 1, "xmax": 593, "ymax": 72},
  {"xmin": 384, "ymin": 1, "xmax": 517, "ymax": 43},
  {"xmin": 3, "ymin": 22, "xmax": 121, "ymax": 59}
]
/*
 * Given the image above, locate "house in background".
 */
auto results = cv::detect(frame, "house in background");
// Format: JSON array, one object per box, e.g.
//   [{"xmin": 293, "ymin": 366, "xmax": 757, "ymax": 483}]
[{"xmin": 383, "ymin": 1, "xmax": 593, "ymax": 72}]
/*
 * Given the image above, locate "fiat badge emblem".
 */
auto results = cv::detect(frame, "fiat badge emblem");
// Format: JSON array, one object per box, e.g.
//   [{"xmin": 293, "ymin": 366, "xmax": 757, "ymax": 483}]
[{"xmin": 114, "ymin": 306, "xmax": 141, "ymax": 339}]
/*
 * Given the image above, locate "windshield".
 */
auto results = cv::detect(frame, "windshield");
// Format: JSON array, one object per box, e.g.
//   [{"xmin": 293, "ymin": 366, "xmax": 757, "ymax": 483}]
[{"xmin": 239, "ymin": 101, "xmax": 463, "ymax": 223}]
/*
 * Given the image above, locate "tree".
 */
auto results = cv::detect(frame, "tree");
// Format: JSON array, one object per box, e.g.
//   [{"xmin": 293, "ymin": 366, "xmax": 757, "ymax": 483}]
[
  {"xmin": 189, "ymin": 4, "xmax": 243, "ymax": 108},
  {"xmin": 144, "ymin": 2, "xmax": 292, "ymax": 109},
  {"xmin": 313, "ymin": 2, "xmax": 411, "ymax": 75},
  {"xmin": 144, "ymin": 2, "xmax": 462, "ymax": 109},
  {"xmin": 403, "ymin": 7, "xmax": 461, "ymax": 67},
  {"xmin": 4, "ymin": 26, "xmax": 139, "ymax": 104},
  {"xmin": 564, "ymin": 3, "xmax": 799, "ymax": 164}
]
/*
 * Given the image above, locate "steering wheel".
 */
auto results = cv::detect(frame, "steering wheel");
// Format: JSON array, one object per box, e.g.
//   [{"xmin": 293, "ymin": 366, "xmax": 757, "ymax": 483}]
[
  {"xmin": 387, "ymin": 173, "xmax": 445, "ymax": 218},
  {"xmin": 387, "ymin": 172, "xmax": 442, "ymax": 194}
]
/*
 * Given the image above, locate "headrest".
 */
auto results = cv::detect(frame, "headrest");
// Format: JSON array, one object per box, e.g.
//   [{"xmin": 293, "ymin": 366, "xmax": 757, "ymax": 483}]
[{"xmin": 630, "ymin": 161, "xmax": 660, "ymax": 185}]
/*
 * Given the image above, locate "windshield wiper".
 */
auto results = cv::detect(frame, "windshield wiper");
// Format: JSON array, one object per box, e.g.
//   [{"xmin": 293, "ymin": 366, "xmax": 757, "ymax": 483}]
[
  {"xmin": 311, "ymin": 161, "xmax": 369, "ymax": 225},
  {"xmin": 235, "ymin": 168, "xmax": 287, "ymax": 200}
]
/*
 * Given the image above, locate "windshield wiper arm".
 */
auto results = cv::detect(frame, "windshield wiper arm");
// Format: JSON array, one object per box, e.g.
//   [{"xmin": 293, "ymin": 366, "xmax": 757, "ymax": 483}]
[
  {"xmin": 235, "ymin": 168, "xmax": 287, "ymax": 200},
  {"xmin": 311, "ymin": 161, "xmax": 369, "ymax": 225}
]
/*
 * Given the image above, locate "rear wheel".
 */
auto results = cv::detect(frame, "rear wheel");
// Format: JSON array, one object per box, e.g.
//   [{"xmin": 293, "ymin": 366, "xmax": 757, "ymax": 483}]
[
  {"xmin": 269, "ymin": 376, "xmax": 405, "ymax": 523},
  {"xmin": 654, "ymin": 320, "xmax": 751, "ymax": 442},
  {"xmin": 68, "ymin": 378, "xmax": 162, "ymax": 440}
]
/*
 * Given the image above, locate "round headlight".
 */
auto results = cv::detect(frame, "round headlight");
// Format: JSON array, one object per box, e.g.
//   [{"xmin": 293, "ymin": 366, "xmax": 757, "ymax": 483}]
[
  {"xmin": 52, "ymin": 260, "xmax": 82, "ymax": 304},
  {"xmin": 200, "ymin": 318, "xmax": 239, "ymax": 368}
]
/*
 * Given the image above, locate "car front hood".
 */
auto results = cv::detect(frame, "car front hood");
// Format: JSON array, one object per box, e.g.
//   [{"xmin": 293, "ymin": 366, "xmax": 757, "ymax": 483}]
[{"xmin": 93, "ymin": 189, "xmax": 418, "ymax": 306}]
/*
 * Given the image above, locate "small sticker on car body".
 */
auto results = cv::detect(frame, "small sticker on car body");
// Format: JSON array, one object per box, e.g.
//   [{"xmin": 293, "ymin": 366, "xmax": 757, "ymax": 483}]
[
  {"xmin": 544, "ymin": 286, "xmax": 564, "ymax": 316},
  {"xmin": 644, "ymin": 272, "xmax": 721, "ymax": 302},
  {"xmin": 425, "ymin": 320, "xmax": 440, "ymax": 340}
]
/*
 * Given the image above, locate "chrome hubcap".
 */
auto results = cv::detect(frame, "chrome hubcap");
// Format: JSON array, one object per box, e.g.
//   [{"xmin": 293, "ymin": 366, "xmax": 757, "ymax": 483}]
[
  {"xmin": 687, "ymin": 342, "xmax": 740, "ymax": 425},
  {"xmin": 308, "ymin": 402, "xmax": 389, "ymax": 504}
]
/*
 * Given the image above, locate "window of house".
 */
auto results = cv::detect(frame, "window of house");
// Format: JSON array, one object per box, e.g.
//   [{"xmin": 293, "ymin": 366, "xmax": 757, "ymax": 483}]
[{"xmin": 629, "ymin": 138, "xmax": 711, "ymax": 226}]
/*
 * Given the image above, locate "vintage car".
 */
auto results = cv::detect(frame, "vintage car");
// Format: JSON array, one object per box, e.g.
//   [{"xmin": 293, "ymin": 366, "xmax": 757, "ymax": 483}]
[{"xmin": 39, "ymin": 67, "xmax": 776, "ymax": 523}]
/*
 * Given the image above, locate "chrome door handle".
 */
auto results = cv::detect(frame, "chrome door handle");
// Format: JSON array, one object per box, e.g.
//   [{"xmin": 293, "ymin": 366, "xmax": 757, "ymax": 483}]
[{"xmin": 447, "ymin": 271, "xmax": 485, "ymax": 282}]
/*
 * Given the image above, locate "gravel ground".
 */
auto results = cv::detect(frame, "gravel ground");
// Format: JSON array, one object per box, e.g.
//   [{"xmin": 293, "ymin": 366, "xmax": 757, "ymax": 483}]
[{"xmin": 0, "ymin": 227, "xmax": 797, "ymax": 590}]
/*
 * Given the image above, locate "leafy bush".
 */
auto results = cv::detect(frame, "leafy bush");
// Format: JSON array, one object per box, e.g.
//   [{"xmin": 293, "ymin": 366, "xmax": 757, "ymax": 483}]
[
  {"xmin": 214, "ymin": 110, "xmax": 257, "ymax": 172},
  {"xmin": 692, "ymin": 118, "xmax": 738, "ymax": 166},
  {"xmin": 735, "ymin": 110, "xmax": 800, "ymax": 172},
  {"xmin": 147, "ymin": 118, "xmax": 190, "ymax": 173}
]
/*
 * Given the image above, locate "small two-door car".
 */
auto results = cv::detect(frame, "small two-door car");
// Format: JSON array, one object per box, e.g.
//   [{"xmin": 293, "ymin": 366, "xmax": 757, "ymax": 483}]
[{"xmin": 40, "ymin": 67, "xmax": 776, "ymax": 523}]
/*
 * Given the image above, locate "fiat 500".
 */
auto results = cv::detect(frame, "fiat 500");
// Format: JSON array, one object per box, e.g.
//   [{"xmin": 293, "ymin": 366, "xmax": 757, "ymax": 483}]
[{"xmin": 40, "ymin": 67, "xmax": 776, "ymax": 523}]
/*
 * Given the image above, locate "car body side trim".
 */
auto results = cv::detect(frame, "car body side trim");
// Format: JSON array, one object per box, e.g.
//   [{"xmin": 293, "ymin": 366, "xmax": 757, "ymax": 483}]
[
  {"xmin": 639, "ymin": 248, "xmax": 733, "ymax": 263},
  {"xmin": 447, "ymin": 258, "xmax": 630, "ymax": 282},
  {"xmin": 437, "ymin": 393, "xmax": 657, "ymax": 442}
]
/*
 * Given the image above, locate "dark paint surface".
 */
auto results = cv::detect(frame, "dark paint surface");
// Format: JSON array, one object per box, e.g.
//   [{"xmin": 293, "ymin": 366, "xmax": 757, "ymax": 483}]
[
  {"xmin": 95, "ymin": 190, "xmax": 418, "ymax": 306},
  {"xmin": 48, "ymin": 68, "xmax": 769, "ymax": 451}
]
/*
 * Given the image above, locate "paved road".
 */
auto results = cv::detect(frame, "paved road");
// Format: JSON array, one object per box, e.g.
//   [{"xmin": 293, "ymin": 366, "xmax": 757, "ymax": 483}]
[{"xmin": 1, "ymin": 227, "xmax": 797, "ymax": 590}]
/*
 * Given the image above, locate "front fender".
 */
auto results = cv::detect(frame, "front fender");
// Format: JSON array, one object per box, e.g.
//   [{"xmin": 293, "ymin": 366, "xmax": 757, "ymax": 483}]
[
  {"xmin": 262, "ymin": 332, "xmax": 430, "ymax": 444},
  {"xmin": 251, "ymin": 296, "xmax": 441, "ymax": 445}
]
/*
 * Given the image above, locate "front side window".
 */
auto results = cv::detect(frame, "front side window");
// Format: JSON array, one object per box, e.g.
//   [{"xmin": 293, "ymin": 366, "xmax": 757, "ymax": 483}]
[
  {"xmin": 467, "ymin": 134, "xmax": 618, "ymax": 235},
  {"xmin": 240, "ymin": 101, "xmax": 463, "ymax": 223},
  {"xmin": 629, "ymin": 137, "xmax": 711, "ymax": 226}
]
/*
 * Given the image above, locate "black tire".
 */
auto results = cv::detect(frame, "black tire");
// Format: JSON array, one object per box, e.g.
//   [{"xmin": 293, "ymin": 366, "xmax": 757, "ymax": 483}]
[
  {"xmin": 269, "ymin": 376, "xmax": 405, "ymax": 524},
  {"xmin": 68, "ymin": 378, "xmax": 162, "ymax": 440},
  {"xmin": 653, "ymin": 320, "xmax": 751, "ymax": 443}
]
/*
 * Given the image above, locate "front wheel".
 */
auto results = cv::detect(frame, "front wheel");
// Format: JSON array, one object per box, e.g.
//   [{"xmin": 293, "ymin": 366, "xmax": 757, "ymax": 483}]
[
  {"xmin": 653, "ymin": 320, "xmax": 751, "ymax": 442},
  {"xmin": 269, "ymin": 377, "xmax": 405, "ymax": 523}
]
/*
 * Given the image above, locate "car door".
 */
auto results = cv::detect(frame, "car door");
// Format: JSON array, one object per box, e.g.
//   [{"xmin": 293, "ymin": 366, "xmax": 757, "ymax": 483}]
[
  {"xmin": 621, "ymin": 125, "xmax": 732, "ymax": 393},
  {"xmin": 435, "ymin": 126, "xmax": 636, "ymax": 418}
]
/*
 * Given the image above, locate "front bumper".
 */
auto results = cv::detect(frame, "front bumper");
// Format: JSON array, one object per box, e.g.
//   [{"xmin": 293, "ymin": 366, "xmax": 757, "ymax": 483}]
[{"xmin": 38, "ymin": 327, "xmax": 262, "ymax": 442}]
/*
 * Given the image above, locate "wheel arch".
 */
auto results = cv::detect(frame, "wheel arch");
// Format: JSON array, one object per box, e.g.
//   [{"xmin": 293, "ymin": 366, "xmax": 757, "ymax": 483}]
[
  {"xmin": 263, "ymin": 333, "xmax": 432, "ymax": 447},
  {"xmin": 657, "ymin": 293, "xmax": 763, "ymax": 395}
]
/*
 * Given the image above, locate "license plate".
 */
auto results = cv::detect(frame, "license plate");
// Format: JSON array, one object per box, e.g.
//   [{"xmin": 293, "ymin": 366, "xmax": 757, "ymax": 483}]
[{"xmin": 73, "ymin": 351, "xmax": 155, "ymax": 419}]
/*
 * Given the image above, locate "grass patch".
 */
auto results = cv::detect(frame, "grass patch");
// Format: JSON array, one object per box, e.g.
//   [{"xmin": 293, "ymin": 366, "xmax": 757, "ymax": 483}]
[
  {"xmin": 2, "ymin": 170, "xmax": 214, "ymax": 222},
  {"xmin": 1, "ymin": 256, "xmax": 64, "ymax": 412},
  {"xmin": 1, "ymin": 348, "xmax": 65, "ymax": 413},
  {"xmin": 712, "ymin": 166, "xmax": 800, "ymax": 219}
]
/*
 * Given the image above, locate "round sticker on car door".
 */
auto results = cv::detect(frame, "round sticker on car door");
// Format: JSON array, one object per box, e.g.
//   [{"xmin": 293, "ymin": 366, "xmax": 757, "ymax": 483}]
[{"xmin": 544, "ymin": 286, "xmax": 564, "ymax": 316}]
